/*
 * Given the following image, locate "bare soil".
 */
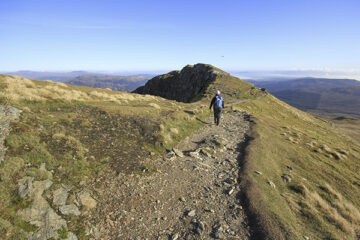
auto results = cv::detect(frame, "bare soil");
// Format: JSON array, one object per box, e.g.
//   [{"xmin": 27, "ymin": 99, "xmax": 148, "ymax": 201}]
[{"xmin": 87, "ymin": 109, "xmax": 252, "ymax": 240}]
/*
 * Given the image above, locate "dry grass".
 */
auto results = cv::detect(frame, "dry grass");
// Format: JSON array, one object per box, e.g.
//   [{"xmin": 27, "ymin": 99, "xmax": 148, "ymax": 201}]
[
  {"xmin": 0, "ymin": 74, "xmax": 156, "ymax": 104},
  {"xmin": 307, "ymin": 191, "xmax": 353, "ymax": 234},
  {"xmin": 235, "ymin": 93, "xmax": 360, "ymax": 239}
]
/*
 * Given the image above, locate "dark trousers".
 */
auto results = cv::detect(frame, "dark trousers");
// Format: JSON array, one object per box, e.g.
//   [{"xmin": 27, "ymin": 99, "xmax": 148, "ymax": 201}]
[{"xmin": 214, "ymin": 107, "xmax": 222, "ymax": 125}]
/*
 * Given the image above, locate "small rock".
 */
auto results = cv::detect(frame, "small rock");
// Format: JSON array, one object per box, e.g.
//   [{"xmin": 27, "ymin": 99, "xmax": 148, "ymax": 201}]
[
  {"xmin": 199, "ymin": 148, "xmax": 212, "ymax": 157},
  {"xmin": 171, "ymin": 233, "xmax": 179, "ymax": 240},
  {"xmin": 227, "ymin": 187, "xmax": 234, "ymax": 195},
  {"xmin": 77, "ymin": 190, "xmax": 97, "ymax": 209},
  {"xmin": 179, "ymin": 197, "xmax": 186, "ymax": 202},
  {"xmin": 304, "ymin": 236, "xmax": 310, "ymax": 240},
  {"xmin": 281, "ymin": 175, "xmax": 292, "ymax": 183},
  {"xmin": 254, "ymin": 171, "xmax": 262, "ymax": 175},
  {"xmin": 187, "ymin": 210, "xmax": 196, "ymax": 217},
  {"xmin": 268, "ymin": 181, "xmax": 276, "ymax": 188},
  {"xmin": 166, "ymin": 151, "xmax": 176, "ymax": 160},
  {"xmin": 173, "ymin": 148, "xmax": 184, "ymax": 157},
  {"xmin": 189, "ymin": 151, "xmax": 200, "ymax": 158},
  {"xmin": 170, "ymin": 128, "xmax": 179, "ymax": 134}
]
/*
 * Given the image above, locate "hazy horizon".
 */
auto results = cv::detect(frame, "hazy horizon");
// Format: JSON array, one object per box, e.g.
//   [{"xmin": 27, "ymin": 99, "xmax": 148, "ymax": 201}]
[{"xmin": 2, "ymin": 68, "xmax": 360, "ymax": 81}]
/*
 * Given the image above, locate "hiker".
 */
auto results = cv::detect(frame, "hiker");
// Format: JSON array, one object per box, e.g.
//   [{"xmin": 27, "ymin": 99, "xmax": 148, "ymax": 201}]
[{"xmin": 209, "ymin": 90, "xmax": 224, "ymax": 126}]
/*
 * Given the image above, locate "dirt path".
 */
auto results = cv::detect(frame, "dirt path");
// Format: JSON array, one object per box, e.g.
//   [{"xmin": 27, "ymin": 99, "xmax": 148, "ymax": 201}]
[{"xmin": 90, "ymin": 109, "xmax": 252, "ymax": 240}]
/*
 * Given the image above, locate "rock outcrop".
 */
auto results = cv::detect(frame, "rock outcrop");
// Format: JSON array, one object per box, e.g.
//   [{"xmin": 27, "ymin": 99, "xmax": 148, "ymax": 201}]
[
  {"xmin": 0, "ymin": 106, "xmax": 22, "ymax": 163},
  {"xmin": 134, "ymin": 64, "xmax": 227, "ymax": 102}
]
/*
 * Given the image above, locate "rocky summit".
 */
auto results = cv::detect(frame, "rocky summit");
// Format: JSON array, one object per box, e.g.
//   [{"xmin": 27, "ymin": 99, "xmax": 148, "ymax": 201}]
[{"xmin": 134, "ymin": 63, "xmax": 230, "ymax": 102}]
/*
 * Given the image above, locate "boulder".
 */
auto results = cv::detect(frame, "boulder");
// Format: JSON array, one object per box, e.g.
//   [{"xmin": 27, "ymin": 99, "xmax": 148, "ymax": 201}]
[
  {"xmin": 77, "ymin": 190, "xmax": 97, "ymax": 209},
  {"xmin": 172, "ymin": 148, "xmax": 184, "ymax": 157},
  {"xmin": 53, "ymin": 184, "xmax": 72, "ymax": 206},
  {"xmin": 59, "ymin": 204, "xmax": 81, "ymax": 216},
  {"xmin": 18, "ymin": 179, "xmax": 67, "ymax": 240},
  {"xmin": 18, "ymin": 176, "xmax": 34, "ymax": 198}
]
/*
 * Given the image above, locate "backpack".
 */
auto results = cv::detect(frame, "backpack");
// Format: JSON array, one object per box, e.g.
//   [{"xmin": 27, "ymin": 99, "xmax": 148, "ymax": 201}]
[{"xmin": 214, "ymin": 96, "xmax": 223, "ymax": 108}]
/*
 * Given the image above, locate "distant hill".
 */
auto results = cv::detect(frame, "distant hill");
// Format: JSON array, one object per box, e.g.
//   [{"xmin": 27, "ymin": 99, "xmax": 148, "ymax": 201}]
[
  {"xmin": 250, "ymin": 77, "xmax": 360, "ymax": 118},
  {"xmin": 274, "ymin": 86, "xmax": 360, "ymax": 118},
  {"xmin": 4, "ymin": 71, "xmax": 89, "ymax": 82},
  {"xmin": 4, "ymin": 71, "xmax": 152, "ymax": 91},
  {"xmin": 249, "ymin": 77, "xmax": 360, "ymax": 92},
  {"xmin": 64, "ymin": 74, "xmax": 151, "ymax": 91}
]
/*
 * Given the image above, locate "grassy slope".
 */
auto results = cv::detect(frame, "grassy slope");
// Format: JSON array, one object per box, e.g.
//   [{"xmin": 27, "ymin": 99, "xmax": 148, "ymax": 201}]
[
  {"xmin": 234, "ymin": 94, "xmax": 360, "ymax": 239},
  {"xmin": 0, "ymin": 74, "xmax": 208, "ymax": 239},
  {"xmin": 2, "ymin": 70, "xmax": 359, "ymax": 239},
  {"xmin": 330, "ymin": 118, "xmax": 360, "ymax": 144}
]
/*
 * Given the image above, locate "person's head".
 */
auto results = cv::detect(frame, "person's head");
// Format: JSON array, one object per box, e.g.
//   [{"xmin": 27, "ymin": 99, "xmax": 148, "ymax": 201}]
[{"xmin": 216, "ymin": 90, "xmax": 221, "ymax": 96}]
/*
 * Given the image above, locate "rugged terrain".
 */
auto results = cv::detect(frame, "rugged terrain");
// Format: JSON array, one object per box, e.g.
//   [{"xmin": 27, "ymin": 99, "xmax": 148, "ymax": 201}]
[
  {"xmin": 90, "ymin": 110, "xmax": 252, "ymax": 240},
  {"xmin": 1, "ymin": 64, "xmax": 360, "ymax": 240}
]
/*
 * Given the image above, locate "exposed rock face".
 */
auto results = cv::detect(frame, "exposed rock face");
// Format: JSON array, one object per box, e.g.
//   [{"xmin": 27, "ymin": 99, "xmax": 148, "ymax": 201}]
[
  {"xmin": 59, "ymin": 204, "xmax": 81, "ymax": 216},
  {"xmin": 18, "ymin": 176, "xmax": 34, "ymax": 198},
  {"xmin": 53, "ymin": 184, "xmax": 72, "ymax": 206},
  {"xmin": 134, "ymin": 64, "xmax": 226, "ymax": 102},
  {"xmin": 18, "ymin": 178, "xmax": 68, "ymax": 240},
  {"xmin": 17, "ymin": 164, "xmax": 79, "ymax": 240},
  {"xmin": 0, "ymin": 106, "xmax": 22, "ymax": 163}
]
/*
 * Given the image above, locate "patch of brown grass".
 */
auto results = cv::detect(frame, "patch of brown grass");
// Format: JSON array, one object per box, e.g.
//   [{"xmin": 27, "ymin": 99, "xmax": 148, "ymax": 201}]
[
  {"xmin": 307, "ymin": 191, "xmax": 353, "ymax": 234},
  {"xmin": 0, "ymin": 74, "xmax": 157, "ymax": 104}
]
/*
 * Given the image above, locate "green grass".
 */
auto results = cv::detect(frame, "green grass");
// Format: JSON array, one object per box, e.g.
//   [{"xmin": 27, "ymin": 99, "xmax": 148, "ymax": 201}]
[{"xmin": 234, "ymin": 94, "xmax": 360, "ymax": 239}]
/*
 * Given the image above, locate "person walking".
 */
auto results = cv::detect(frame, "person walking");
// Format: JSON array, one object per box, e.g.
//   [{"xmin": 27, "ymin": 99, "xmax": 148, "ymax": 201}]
[{"xmin": 209, "ymin": 90, "xmax": 224, "ymax": 126}]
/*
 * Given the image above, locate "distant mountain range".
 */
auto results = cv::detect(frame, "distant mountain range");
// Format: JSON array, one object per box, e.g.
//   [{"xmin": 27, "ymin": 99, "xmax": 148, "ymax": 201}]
[
  {"xmin": 249, "ymin": 77, "xmax": 360, "ymax": 118},
  {"xmin": 4, "ymin": 70, "xmax": 89, "ymax": 82},
  {"xmin": 3, "ymin": 71, "xmax": 153, "ymax": 91},
  {"xmin": 63, "ymin": 74, "xmax": 150, "ymax": 91}
]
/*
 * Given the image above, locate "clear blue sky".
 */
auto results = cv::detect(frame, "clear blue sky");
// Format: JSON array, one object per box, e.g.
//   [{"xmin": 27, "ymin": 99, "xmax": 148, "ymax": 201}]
[{"xmin": 0, "ymin": 0, "xmax": 359, "ymax": 72}]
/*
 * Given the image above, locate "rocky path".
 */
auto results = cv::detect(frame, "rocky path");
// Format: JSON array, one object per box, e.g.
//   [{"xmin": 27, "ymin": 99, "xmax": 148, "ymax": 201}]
[{"xmin": 90, "ymin": 109, "xmax": 252, "ymax": 240}]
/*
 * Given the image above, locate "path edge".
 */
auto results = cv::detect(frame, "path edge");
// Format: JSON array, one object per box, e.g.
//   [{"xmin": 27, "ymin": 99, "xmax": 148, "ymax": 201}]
[{"xmin": 239, "ymin": 115, "xmax": 287, "ymax": 240}]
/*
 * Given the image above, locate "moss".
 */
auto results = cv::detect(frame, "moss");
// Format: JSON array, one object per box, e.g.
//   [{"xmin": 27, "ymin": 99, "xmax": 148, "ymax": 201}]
[
  {"xmin": 11, "ymin": 195, "xmax": 31, "ymax": 210},
  {"xmin": 141, "ymin": 163, "xmax": 156, "ymax": 173},
  {"xmin": 57, "ymin": 226, "xmax": 68, "ymax": 239},
  {"xmin": 16, "ymin": 219, "xmax": 38, "ymax": 233},
  {"xmin": 25, "ymin": 167, "xmax": 50, "ymax": 181}
]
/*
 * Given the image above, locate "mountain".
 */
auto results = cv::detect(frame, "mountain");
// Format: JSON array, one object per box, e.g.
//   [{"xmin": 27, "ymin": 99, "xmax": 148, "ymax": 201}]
[
  {"xmin": 1, "ymin": 65, "xmax": 360, "ymax": 239},
  {"xmin": 64, "ymin": 73, "xmax": 151, "ymax": 91}
]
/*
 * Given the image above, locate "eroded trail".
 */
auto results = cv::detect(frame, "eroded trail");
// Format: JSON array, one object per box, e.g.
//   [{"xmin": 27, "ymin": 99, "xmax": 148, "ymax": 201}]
[{"xmin": 90, "ymin": 109, "xmax": 252, "ymax": 239}]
